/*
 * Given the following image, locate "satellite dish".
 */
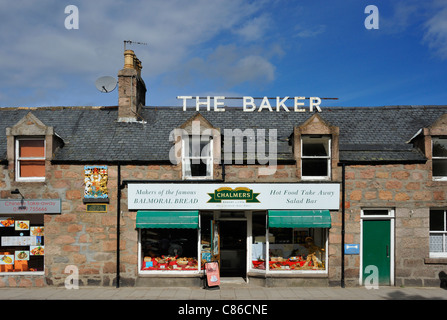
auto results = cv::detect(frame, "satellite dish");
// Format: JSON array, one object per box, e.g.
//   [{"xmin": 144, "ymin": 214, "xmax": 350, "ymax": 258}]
[{"xmin": 95, "ymin": 76, "xmax": 117, "ymax": 93}]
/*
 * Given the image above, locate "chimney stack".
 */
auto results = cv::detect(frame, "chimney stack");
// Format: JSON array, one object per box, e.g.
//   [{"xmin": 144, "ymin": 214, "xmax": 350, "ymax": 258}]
[{"xmin": 118, "ymin": 50, "xmax": 146, "ymax": 122}]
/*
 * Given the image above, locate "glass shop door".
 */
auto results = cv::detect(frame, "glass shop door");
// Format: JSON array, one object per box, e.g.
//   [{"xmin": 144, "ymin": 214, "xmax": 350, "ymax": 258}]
[{"xmin": 218, "ymin": 220, "xmax": 247, "ymax": 278}]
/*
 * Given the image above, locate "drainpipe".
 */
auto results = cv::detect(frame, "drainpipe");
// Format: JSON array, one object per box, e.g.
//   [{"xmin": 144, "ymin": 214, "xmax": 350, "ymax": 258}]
[
  {"xmin": 341, "ymin": 163, "xmax": 345, "ymax": 288},
  {"xmin": 116, "ymin": 163, "xmax": 121, "ymax": 288}
]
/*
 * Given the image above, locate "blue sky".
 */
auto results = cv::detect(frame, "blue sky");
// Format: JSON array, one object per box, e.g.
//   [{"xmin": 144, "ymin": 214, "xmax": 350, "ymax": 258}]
[{"xmin": 0, "ymin": 0, "xmax": 446, "ymax": 108}]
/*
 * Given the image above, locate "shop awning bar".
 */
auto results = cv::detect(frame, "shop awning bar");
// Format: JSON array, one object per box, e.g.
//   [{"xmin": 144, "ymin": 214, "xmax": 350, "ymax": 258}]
[
  {"xmin": 136, "ymin": 211, "xmax": 199, "ymax": 229},
  {"xmin": 268, "ymin": 210, "xmax": 331, "ymax": 228}
]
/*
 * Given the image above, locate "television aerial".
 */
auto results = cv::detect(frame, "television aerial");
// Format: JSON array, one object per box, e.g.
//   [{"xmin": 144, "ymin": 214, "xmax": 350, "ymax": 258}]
[
  {"xmin": 124, "ymin": 40, "xmax": 147, "ymax": 51},
  {"xmin": 95, "ymin": 76, "xmax": 117, "ymax": 93}
]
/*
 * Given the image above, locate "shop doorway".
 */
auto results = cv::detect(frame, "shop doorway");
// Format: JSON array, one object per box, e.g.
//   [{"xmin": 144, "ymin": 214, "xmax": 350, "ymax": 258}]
[
  {"xmin": 361, "ymin": 209, "xmax": 394, "ymax": 286},
  {"xmin": 218, "ymin": 220, "xmax": 247, "ymax": 278}
]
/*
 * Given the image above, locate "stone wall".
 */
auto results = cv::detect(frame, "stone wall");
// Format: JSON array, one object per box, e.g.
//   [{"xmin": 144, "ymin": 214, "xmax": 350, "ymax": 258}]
[
  {"xmin": 1, "ymin": 158, "xmax": 446, "ymax": 287},
  {"xmin": 343, "ymin": 163, "xmax": 447, "ymax": 287},
  {"xmin": 0, "ymin": 163, "xmax": 120, "ymax": 287}
]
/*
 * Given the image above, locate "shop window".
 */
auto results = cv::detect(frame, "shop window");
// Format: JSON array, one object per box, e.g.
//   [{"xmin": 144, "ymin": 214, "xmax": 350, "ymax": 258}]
[
  {"xmin": 432, "ymin": 137, "xmax": 447, "ymax": 180},
  {"xmin": 268, "ymin": 228, "xmax": 326, "ymax": 271},
  {"xmin": 15, "ymin": 138, "xmax": 45, "ymax": 181},
  {"xmin": 251, "ymin": 214, "xmax": 267, "ymax": 270},
  {"xmin": 0, "ymin": 214, "xmax": 45, "ymax": 273},
  {"xmin": 182, "ymin": 135, "xmax": 213, "ymax": 179},
  {"xmin": 140, "ymin": 228, "xmax": 199, "ymax": 271},
  {"xmin": 200, "ymin": 213, "xmax": 213, "ymax": 270},
  {"xmin": 430, "ymin": 209, "xmax": 447, "ymax": 257},
  {"xmin": 301, "ymin": 135, "xmax": 331, "ymax": 180}
]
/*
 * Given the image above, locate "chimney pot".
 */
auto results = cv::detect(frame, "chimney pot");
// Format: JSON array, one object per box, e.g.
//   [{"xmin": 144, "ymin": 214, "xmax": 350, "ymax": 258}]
[{"xmin": 124, "ymin": 50, "xmax": 135, "ymax": 69}]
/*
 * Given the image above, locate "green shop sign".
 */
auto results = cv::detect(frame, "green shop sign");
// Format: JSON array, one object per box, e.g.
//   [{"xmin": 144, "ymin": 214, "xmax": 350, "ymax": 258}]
[{"xmin": 207, "ymin": 187, "xmax": 260, "ymax": 203}]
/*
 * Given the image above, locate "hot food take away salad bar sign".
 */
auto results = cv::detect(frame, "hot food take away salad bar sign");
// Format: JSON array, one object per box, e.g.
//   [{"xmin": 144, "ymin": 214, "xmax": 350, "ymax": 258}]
[{"xmin": 128, "ymin": 183, "xmax": 340, "ymax": 210}]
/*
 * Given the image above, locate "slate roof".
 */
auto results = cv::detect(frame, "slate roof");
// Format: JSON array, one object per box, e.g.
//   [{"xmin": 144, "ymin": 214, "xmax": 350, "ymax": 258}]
[{"xmin": 0, "ymin": 105, "xmax": 446, "ymax": 164}]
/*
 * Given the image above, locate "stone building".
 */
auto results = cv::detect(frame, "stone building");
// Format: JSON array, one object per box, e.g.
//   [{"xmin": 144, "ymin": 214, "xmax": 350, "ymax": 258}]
[{"xmin": 0, "ymin": 51, "xmax": 446, "ymax": 288}]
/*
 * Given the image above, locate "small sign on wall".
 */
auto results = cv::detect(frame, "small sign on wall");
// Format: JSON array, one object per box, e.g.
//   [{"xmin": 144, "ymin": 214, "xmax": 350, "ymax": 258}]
[
  {"xmin": 86, "ymin": 204, "xmax": 108, "ymax": 213},
  {"xmin": 344, "ymin": 244, "xmax": 360, "ymax": 255}
]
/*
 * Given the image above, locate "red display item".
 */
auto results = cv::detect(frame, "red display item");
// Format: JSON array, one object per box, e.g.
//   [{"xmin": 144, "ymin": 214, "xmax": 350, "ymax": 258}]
[
  {"xmin": 252, "ymin": 260, "xmax": 265, "ymax": 269},
  {"xmin": 169, "ymin": 261, "xmax": 177, "ymax": 268},
  {"xmin": 267, "ymin": 259, "xmax": 309, "ymax": 269}
]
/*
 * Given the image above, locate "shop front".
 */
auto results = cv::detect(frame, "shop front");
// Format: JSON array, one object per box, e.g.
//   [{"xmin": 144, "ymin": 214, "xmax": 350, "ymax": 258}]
[
  {"xmin": 0, "ymin": 199, "xmax": 60, "ymax": 275},
  {"xmin": 129, "ymin": 183, "xmax": 339, "ymax": 286}
]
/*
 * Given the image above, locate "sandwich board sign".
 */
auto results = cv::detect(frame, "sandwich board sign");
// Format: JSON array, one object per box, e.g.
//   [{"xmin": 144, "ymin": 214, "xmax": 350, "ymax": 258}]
[{"xmin": 204, "ymin": 261, "xmax": 220, "ymax": 289}]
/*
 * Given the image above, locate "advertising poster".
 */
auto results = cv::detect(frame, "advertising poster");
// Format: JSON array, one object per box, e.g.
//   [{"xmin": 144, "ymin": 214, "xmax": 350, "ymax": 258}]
[{"xmin": 205, "ymin": 262, "xmax": 220, "ymax": 288}]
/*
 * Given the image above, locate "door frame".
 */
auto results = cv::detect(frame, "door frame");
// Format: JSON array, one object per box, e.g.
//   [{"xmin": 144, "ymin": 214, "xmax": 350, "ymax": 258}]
[
  {"xmin": 360, "ymin": 208, "xmax": 395, "ymax": 286},
  {"xmin": 213, "ymin": 211, "xmax": 249, "ymax": 279}
]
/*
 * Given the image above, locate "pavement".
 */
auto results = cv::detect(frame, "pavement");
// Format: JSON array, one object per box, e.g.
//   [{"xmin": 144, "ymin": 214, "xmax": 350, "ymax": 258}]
[{"xmin": 0, "ymin": 278, "xmax": 446, "ymax": 301}]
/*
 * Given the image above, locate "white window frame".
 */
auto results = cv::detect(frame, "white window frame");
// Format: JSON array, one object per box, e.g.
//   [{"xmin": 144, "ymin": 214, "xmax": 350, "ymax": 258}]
[
  {"xmin": 137, "ymin": 219, "xmax": 202, "ymax": 275},
  {"xmin": 429, "ymin": 209, "xmax": 447, "ymax": 258},
  {"xmin": 15, "ymin": 138, "xmax": 46, "ymax": 182},
  {"xmin": 360, "ymin": 208, "xmax": 395, "ymax": 219},
  {"xmin": 432, "ymin": 137, "xmax": 447, "ymax": 181},
  {"xmin": 301, "ymin": 135, "xmax": 331, "ymax": 181},
  {"xmin": 181, "ymin": 135, "xmax": 213, "ymax": 180},
  {"xmin": 247, "ymin": 212, "xmax": 329, "ymax": 275}
]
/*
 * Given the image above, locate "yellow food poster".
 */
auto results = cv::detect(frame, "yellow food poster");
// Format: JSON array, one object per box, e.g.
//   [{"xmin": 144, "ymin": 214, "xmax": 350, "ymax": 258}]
[
  {"xmin": 15, "ymin": 220, "xmax": 29, "ymax": 231},
  {"xmin": 0, "ymin": 254, "xmax": 14, "ymax": 265}
]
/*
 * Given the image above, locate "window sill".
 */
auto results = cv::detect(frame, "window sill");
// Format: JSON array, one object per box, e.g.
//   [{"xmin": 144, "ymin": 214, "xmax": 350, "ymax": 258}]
[
  {"xmin": 0, "ymin": 271, "xmax": 45, "ymax": 275},
  {"xmin": 15, "ymin": 178, "xmax": 46, "ymax": 183},
  {"xmin": 183, "ymin": 176, "xmax": 213, "ymax": 180},
  {"xmin": 425, "ymin": 257, "xmax": 447, "ymax": 264},
  {"xmin": 248, "ymin": 271, "xmax": 328, "ymax": 278},
  {"xmin": 301, "ymin": 177, "xmax": 331, "ymax": 181},
  {"xmin": 138, "ymin": 271, "xmax": 202, "ymax": 277}
]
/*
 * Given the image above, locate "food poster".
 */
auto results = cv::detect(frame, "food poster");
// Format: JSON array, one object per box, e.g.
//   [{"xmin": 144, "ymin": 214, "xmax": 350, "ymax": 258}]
[
  {"xmin": 30, "ymin": 226, "xmax": 44, "ymax": 236},
  {"xmin": 30, "ymin": 246, "xmax": 44, "ymax": 256},
  {"xmin": 0, "ymin": 254, "xmax": 14, "ymax": 265},
  {"xmin": 15, "ymin": 251, "xmax": 30, "ymax": 261},
  {"xmin": 0, "ymin": 218, "xmax": 14, "ymax": 227},
  {"xmin": 15, "ymin": 220, "xmax": 29, "ymax": 231}
]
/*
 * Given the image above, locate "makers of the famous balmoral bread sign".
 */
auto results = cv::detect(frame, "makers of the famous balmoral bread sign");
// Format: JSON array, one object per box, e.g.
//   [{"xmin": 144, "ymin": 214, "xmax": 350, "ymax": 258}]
[{"xmin": 177, "ymin": 96, "xmax": 323, "ymax": 112}]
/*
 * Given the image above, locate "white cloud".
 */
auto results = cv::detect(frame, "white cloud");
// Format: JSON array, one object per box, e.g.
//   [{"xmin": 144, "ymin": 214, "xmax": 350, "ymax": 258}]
[
  {"xmin": 379, "ymin": 1, "xmax": 420, "ymax": 34},
  {"xmin": 0, "ymin": 0, "xmax": 278, "ymax": 106},
  {"xmin": 232, "ymin": 55, "xmax": 275, "ymax": 83},
  {"xmin": 233, "ymin": 15, "xmax": 271, "ymax": 42},
  {"xmin": 294, "ymin": 25, "xmax": 326, "ymax": 38},
  {"xmin": 423, "ymin": 3, "xmax": 447, "ymax": 59},
  {"xmin": 168, "ymin": 44, "xmax": 277, "ymax": 90}
]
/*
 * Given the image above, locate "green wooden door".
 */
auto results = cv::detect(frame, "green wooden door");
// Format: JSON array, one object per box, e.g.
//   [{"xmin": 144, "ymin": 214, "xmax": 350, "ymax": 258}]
[{"xmin": 362, "ymin": 220, "xmax": 391, "ymax": 285}]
